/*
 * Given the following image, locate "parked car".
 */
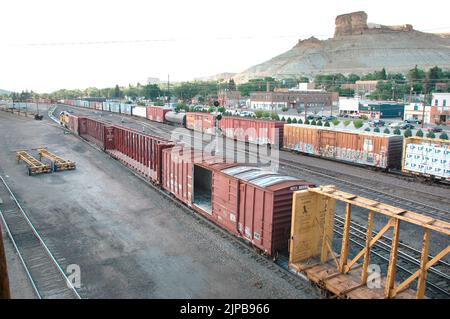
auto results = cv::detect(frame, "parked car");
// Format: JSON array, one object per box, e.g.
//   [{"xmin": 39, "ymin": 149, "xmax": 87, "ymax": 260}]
[
  {"xmin": 388, "ymin": 122, "xmax": 402, "ymax": 129},
  {"xmin": 400, "ymin": 123, "xmax": 414, "ymax": 130},
  {"xmin": 429, "ymin": 126, "xmax": 444, "ymax": 133},
  {"xmin": 239, "ymin": 111, "xmax": 255, "ymax": 117},
  {"xmin": 368, "ymin": 119, "xmax": 385, "ymax": 127},
  {"xmin": 404, "ymin": 118, "xmax": 421, "ymax": 125}
]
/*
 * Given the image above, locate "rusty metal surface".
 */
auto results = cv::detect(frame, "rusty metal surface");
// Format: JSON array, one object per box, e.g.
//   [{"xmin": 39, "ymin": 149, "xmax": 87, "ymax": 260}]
[
  {"xmin": 219, "ymin": 117, "xmax": 285, "ymax": 146},
  {"xmin": 283, "ymin": 124, "xmax": 403, "ymax": 169},
  {"xmin": 146, "ymin": 106, "xmax": 171, "ymax": 123}
]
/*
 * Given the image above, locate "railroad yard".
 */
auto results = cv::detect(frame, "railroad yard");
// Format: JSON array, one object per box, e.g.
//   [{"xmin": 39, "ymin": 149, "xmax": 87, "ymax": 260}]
[{"xmin": 0, "ymin": 103, "xmax": 448, "ymax": 300}]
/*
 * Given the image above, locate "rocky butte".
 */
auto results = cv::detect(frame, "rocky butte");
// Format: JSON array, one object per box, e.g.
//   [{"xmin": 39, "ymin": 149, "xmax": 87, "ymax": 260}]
[{"xmin": 233, "ymin": 11, "xmax": 450, "ymax": 82}]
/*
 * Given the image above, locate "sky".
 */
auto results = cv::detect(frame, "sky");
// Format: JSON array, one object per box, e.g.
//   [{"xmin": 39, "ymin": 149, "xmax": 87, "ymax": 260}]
[{"xmin": 0, "ymin": 0, "xmax": 449, "ymax": 93}]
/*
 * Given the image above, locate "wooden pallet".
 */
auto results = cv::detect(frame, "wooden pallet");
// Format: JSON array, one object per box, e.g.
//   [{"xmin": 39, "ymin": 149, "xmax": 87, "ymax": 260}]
[
  {"xmin": 37, "ymin": 148, "xmax": 76, "ymax": 171},
  {"xmin": 16, "ymin": 151, "xmax": 51, "ymax": 175},
  {"xmin": 289, "ymin": 186, "xmax": 450, "ymax": 299}
]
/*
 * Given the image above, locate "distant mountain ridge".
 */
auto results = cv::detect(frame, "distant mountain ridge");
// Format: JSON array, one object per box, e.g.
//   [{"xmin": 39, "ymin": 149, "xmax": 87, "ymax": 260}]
[{"xmin": 231, "ymin": 11, "xmax": 450, "ymax": 83}]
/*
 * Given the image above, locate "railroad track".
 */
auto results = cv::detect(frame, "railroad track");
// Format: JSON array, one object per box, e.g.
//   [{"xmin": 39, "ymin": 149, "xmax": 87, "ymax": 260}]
[
  {"xmin": 0, "ymin": 174, "xmax": 81, "ymax": 299},
  {"xmin": 51, "ymin": 105, "xmax": 450, "ymax": 298},
  {"xmin": 334, "ymin": 215, "xmax": 450, "ymax": 298}
]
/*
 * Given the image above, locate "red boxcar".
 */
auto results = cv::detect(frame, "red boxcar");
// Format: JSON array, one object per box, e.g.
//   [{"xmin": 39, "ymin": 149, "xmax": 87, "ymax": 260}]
[
  {"xmin": 107, "ymin": 125, "xmax": 174, "ymax": 184},
  {"xmin": 161, "ymin": 146, "xmax": 314, "ymax": 256},
  {"xmin": 219, "ymin": 117, "xmax": 285, "ymax": 146},
  {"xmin": 78, "ymin": 117, "xmax": 114, "ymax": 150},
  {"xmin": 146, "ymin": 106, "xmax": 171, "ymax": 123},
  {"xmin": 185, "ymin": 112, "xmax": 217, "ymax": 134}
]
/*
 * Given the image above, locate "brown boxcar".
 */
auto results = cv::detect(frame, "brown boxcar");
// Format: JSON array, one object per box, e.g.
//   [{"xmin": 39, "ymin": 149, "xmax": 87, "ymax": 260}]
[
  {"xmin": 283, "ymin": 124, "xmax": 403, "ymax": 169},
  {"xmin": 67, "ymin": 114, "xmax": 79, "ymax": 135},
  {"xmin": 161, "ymin": 147, "xmax": 236, "ymax": 208},
  {"xmin": 161, "ymin": 147, "xmax": 314, "ymax": 256},
  {"xmin": 185, "ymin": 112, "xmax": 217, "ymax": 134},
  {"xmin": 219, "ymin": 117, "xmax": 285, "ymax": 146},
  {"xmin": 146, "ymin": 106, "xmax": 171, "ymax": 123},
  {"xmin": 78, "ymin": 117, "xmax": 114, "ymax": 150},
  {"xmin": 217, "ymin": 166, "xmax": 314, "ymax": 256},
  {"xmin": 107, "ymin": 125, "xmax": 174, "ymax": 184}
]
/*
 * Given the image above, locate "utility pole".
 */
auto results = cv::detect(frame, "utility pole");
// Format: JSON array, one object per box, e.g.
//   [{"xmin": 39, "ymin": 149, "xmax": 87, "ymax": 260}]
[
  {"xmin": 167, "ymin": 74, "xmax": 170, "ymax": 105},
  {"xmin": 421, "ymin": 93, "xmax": 426, "ymax": 129}
]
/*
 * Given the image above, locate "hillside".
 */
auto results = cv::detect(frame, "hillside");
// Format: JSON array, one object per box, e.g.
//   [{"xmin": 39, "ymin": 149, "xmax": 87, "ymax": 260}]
[{"xmin": 233, "ymin": 11, "xmax": 450, "ymax": 83}]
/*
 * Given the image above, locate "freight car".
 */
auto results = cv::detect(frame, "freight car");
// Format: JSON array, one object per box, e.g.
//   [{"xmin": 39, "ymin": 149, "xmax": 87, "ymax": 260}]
[
  {"xmin": 402, "ymin": 136, "xmax": 450, "ymax": 181},
  {"xmin": 283, "ymin": 124, "xmax": 403, "ymax": 170},
  {"xmin": 219, "ymin": 116, "xmax": 284, "ymax": 146},
  {"xmin": 162, "ymin": 147, "xmax": 315, "ymax": 257}
]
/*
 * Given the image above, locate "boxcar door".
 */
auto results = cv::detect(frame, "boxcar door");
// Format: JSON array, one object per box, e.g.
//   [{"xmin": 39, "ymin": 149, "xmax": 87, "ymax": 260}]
[{"xmin": 319, "ymin": 130, "xmax": 337, "ymax": 159}]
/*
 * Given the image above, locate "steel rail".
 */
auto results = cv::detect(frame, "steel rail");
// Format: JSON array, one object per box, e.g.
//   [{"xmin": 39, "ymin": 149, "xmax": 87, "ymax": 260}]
[{"xmin": 0, "ymin": 175, "xmax": 81, "ymax": 299}]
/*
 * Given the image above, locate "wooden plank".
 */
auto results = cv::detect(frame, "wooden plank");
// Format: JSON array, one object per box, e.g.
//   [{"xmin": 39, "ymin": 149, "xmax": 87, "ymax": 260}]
[
  {"xmin": 385, "ymin": 218, "xmax": 400, "ymax": 298},
  {"xmin": 361, "ymin": 211, "xmax": 374, "ymax": 283},
  {"xmin": 339, "ymin": 203, "xmax": 352, "ymax": 272},
  {"xmin": 416, "ymin": 230, "xmax": 430, "ymax": 299}
]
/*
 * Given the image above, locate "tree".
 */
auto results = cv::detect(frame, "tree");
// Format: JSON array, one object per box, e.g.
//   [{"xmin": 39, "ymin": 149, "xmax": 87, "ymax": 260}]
[
  {"xmin": 407, "ymin": 65, "xmax": 426, "ymax": 93},
  {"xmin": 311, "ymin": 120, "xmax": 317, "ymax": 125},
  {"xmin": 394, "ymin": 128, "xmax": 401, "ymax": 135},
  {"xmin": 287, "ymin": 117, "xmax": 292, "ymax": 124},
  {"xmin": 316, "ymin": 120, "xmax": 323, "ymax": 126},
  {"xmin": 426, "ymin": 66, "xmax": 444, "ymax": 93},
  {"xmin": 298, "ymin": 118, "xmax": 303, "ymax": 124},
  {"xmin": 228, "ymin": 79, "xmax": 236, "ymax": 91},
  {"xmin": 416, "ymin": 129, "xmax": 424, "ymax": 137},
  {"xmin": 374, "ymin": 127, "xmax": 380, "ymax": 133},
  {"xmin": 142, "ymin": 84, "xmax": 161, "ymax": 100},
  {"xmin": 292, "ymin": 118, "xmax": 297, "ymax": 124},
  {"xmin": 324, "ymin": 121, "xmax": 330, "ymax": 127},
  {"xmin": 281, "ymin": 117, "xmax": 285, "ymax": 122},
  {"xmin": 113, "ymin": 85, "xmax": 123, "ymax": 98},
  {"xmin": 384, "ymin": 128, "xmax": 390, "ymax": 134},
  {"xmin": 365, "ymin": 127, "xmax": 371, "ymax": 132},
  {"xmin": 439, "ymin": 132, "xmax": 448, "ymax": 140},
  {"xmin": 404, "ymin": 128, "xmax": 412, "ymax": 137},
  {"xmin": 426, "ymin": 131, "xmax": 436, "ymax": 138}
]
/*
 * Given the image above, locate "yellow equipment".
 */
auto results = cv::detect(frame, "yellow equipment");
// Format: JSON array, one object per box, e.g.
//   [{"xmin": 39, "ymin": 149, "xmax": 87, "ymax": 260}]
[
  {"xmin": 16, "ymin": 150, "xmax": 51, "ymax": 175},
  {"xmin": 37, "ymin": 148, "xmax": 76, "ymax": 171},
  {"xmin": 59, "ymin": 111, "xmax": 70, "ymax": 127}
]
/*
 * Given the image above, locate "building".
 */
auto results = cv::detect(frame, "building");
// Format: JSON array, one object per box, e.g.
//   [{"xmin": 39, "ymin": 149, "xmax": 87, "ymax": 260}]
[
  {"xmin": 249, "ymin": 91, "xmax": 334, "ymax": 111},
  {"xmin": 147, "ymin": 77, "xmax": 160, "ymax": 84},
  {"xmin": 404, "ymin": 102, "xmax": 450, "ymax": 125},
  {"xmin": 339, "ymin": 97, "xmax": 404, "ymax": 118},
  {"xmin": 432, "ymin": 93, "xmax": 450, "ymax": 107},
  {"xmin": 217, "ymin": 90, "xmax": 242, "ymax": 108},
  {"xmin": 338, "ymin": 97, "xmax": 360, "ymax": 114},
  {"xmin": 342, "ymin": 80, "xmax": 380, "ymax": 96},
  {"xmin": 359, "ymin": 101, "xmax": 404, "ymax": 119}
]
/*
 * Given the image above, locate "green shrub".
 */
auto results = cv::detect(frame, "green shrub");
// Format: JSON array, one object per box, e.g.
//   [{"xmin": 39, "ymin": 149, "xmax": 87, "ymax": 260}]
[
  {"xmin": 360, "ymin": 115, "xmax": 368, "ymax": 120},
  {"xmin": 426, "ymin": 131, "xmax": 436, "ymax": 138},
  {"xmin": 416, "ymin": 129, "xmax": 424, "ymax": 137},
  {"xmin": 365, "ymin": 127, "xmax": 371, "ymax": 132},
  {"xmin": 281, "ymin": 107, "xmax": 288, "ymax": 112},
  {"xmin": 344, "ymin": 120, "xmax": 351, "ymax": 126},
  {"xmin": 332, "ymin": 119, "xmax": 340, "ymax": 126},
  {"xmin": 439, "ymin": 132, "xmax": 448, "ymax": 140},
  {"xmin": 292, "ymin": 118, "xmax": 298, "ymax": 124},
  {"xmin": 311, "ymin": 120, "xmax": 317, "ymax": 125},
  {"xmin": 316, "ymin": 120, "xmax": 323, "ymax": 126},
  {"xmin": 287, "ymin": 117, "xmax": 292, "ymax": 124},
  {"xmin": 324, "ymin": 121, "xmax": 330, "ymax": 127},
  {"xmin": 281, "ymin": 116, "xmax": 285, "ymax": 122},
  {"xmin": 394, "ymin": 128, "xmax": 401, "ymax": 135},
  {"xmin": 262, "ymin": 111, "xmax": 271, "ymax": 118},
  {"xmin": 404, "ymin": 128, "xmax": 412, "ymax": 137},
  {"xmin": 255, "ymin": 110, "xmax": 263, "ymax": 118},
  {"xmin": 383, "ymin": 128, "xmax": 390, "ymax": 134},
  {"xmin": 298, "ymin": 118, "xmax": 303, "ymax": 124},
  {"xmin": 304, "ymin": 119, "xmax": 310, "ymax": 125},
  {"xmin": 270, "ymin": 112, "xmax": 280, "ymax": 120},
  {"xmin": 374, "ymin": 127, "xmax": 380, "ymax": 133},
  {"xmin": 353, "ymin": 119, "xmax": 364, "ymax": 129}
]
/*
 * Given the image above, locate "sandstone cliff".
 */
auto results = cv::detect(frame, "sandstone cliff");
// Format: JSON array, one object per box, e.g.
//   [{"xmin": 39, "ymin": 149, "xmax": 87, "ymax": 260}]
[{"xmin": 233, "ymin": 11, "xmax": 450, "ymax": 83}]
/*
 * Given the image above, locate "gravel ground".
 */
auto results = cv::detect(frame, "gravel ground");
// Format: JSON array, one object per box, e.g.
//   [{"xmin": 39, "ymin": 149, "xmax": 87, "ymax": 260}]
[{"xmin": 0, "ymin": 111, "xmax": 318, "ymax": 299}]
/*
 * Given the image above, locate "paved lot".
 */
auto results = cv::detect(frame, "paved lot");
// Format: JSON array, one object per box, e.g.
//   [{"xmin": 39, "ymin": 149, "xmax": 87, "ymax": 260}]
[{"xmin": 0, "ymin": 111, "xmax": 318, "ymax": 298}]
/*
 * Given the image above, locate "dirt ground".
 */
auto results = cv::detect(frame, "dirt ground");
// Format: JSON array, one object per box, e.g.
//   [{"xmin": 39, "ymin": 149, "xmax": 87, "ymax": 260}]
[{"xmin": 0, "ymin": 111, "xmax": 318, "ymax": 299}]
